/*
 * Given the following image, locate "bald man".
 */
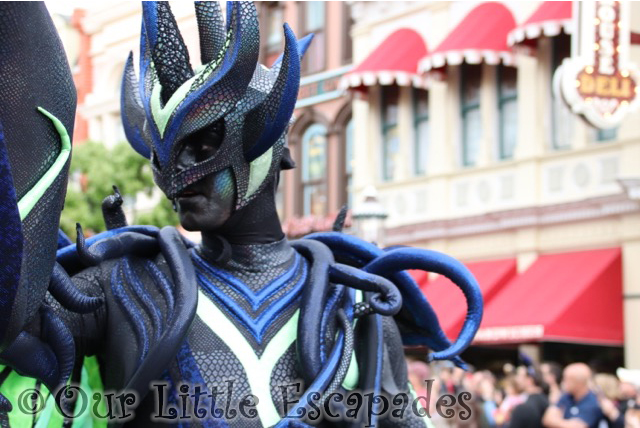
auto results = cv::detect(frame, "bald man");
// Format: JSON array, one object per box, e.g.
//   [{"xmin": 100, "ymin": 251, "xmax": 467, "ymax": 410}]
[{"xmin": 542, "ymin": 363, "xmax": 623, "ymax": 428}]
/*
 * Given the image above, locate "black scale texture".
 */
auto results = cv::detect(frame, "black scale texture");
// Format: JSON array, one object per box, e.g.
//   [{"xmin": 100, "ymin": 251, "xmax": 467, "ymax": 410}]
[
  {"xmin": 0, "ymin": 2, "xmax": 76, "ymax": 341},
  {"xmin": 193, "ymin": 239, "xmax": 306, "ymax": 354}
]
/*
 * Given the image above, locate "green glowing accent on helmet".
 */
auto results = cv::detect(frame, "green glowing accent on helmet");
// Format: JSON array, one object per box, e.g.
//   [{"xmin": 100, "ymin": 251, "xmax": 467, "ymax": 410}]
[
  {"xmin": 246, "ymin": 147, "xmax": 273, "ymax": 199},
  {"xmin": 150, "ymin": 29, "xmax": 232, "ymax": 138},
  {"xmin": 17, "ymin": 107, "xmax": 71, "ymax": 221}
]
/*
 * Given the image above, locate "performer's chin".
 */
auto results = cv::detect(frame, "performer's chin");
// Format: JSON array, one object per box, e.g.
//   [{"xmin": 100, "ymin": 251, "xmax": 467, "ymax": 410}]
[{"xmin": 177, "ymin": 197, "xmax": 231, "ymax": 232}]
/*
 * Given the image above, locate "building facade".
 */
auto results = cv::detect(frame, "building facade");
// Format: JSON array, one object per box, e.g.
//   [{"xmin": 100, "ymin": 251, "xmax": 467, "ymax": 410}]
[{"xmin": 345, "ymin": 1, "xmax": 640, "ymax": 369}]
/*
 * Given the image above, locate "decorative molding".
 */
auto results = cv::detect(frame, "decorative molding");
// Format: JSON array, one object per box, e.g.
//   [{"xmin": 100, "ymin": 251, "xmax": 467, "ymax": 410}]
[{"xmin": 385, "ymin": 191, "xmax": 640, "ymax": 245}]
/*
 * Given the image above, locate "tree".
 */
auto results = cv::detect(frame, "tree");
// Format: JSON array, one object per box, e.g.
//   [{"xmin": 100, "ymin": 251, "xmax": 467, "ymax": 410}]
[{"xmin": 59, "ymin": 141, "xmax": 178, "ymax": 237}]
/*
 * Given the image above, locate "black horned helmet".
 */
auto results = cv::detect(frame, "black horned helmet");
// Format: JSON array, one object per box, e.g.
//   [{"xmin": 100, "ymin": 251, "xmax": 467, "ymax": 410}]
[{"xmin": 121, "ymin": 1, "xmax": 312, "ymax": 209}]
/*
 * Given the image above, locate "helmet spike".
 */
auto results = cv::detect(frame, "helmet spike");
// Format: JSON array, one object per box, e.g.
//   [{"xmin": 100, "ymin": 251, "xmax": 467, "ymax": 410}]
[
  {"xmin": 121, "ymin": 52, "xmax": 151, "ymax": 159},
  {"xmin": 243, "ymin": 23, "xmax": 302, "ymax": 163},
  {"xmin": 143, "ymin": 2, "xmax": 194, "ymax": 104},
  {"xmin": 195, "ymin": 2, "xmax": 226, "ymax": 65}
]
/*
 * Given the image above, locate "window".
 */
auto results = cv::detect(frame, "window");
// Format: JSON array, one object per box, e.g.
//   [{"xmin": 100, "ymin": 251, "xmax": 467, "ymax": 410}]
[
  {"xmin": 261, "ymin": 2, "xmax": 284, "ymax": 66},
  {"xmin": 551, "ymin": 33, "xmax": 573, "ymax": 150},
  {"xmin": 460, "ymin": 63, "xmax": 482, "ymax": 167},
  {"xmin": 381, "ymin": 85, "xmax": 400, "ymax": 181},
  {"xmin": 345, "ymin": 118, "xmax": 354, "ymax": 207},
  {"xmin": 595, "ymin": 127, "xmax": 618, "ymax": 142},
  {"xmin": 497, "ymin": 65, "xmax": 518, "ymax": 160},
  {"xmin": 266, "ymin": 4, "xmax": 283, "ymax": 51},
  {"xmin": 301, "ymin": 123, "xmax": 327, "ymax": 216},
  {"xmin": 300, "ymin": 1, "xmax": 325, "ymax": 74},
  {"xmin": 413, "ymin": 88, "xmax": 429, "ymax": 175},
  {"xmin": 341, "ymin": 3, "xmax": 353, "ymax": 65}
]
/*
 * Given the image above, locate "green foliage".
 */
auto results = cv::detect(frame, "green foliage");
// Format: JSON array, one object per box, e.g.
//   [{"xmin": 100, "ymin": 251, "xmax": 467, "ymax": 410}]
[{"xmin": 59, "ymin": 141, "xmax": 178, "ymax": 237}]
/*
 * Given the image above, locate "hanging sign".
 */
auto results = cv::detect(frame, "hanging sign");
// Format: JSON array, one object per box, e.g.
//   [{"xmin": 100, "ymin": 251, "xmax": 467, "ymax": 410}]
[{"xmin": 558, "ymin": 1, "xmax": 639, "ymax": 128}]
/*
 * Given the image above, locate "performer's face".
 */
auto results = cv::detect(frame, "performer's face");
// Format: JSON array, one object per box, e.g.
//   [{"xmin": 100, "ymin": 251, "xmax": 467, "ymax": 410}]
[{"xmin": 174, "ymin": 123, "xmax": 235, "ymax": 232}]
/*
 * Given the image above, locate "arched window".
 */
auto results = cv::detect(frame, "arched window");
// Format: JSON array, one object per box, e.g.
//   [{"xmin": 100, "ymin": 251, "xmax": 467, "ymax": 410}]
[{"xmin": 301, "ymin": 123, "xmax": 327, "ymax": 216}]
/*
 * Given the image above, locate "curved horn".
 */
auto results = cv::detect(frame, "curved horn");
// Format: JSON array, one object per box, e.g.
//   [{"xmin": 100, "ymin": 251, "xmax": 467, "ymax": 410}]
[
  {"xmin": 271, "ymin": 33, "xmax": 315, "ymax": 72},
  {"xmin": 170, "ymin": 1, "xmax": 260, "ymax": 141},
  {"xmin": 143, "ymin": 2, "xmax": 194, "ymax": 104},
  {"xmin": 138, "ymin": 13, "xmax": 154, "ymax": 104},
  {"xmin": 243, "ymin": 23, "xmax": 300, "ymax": 162},
  {"xmin": 121, "ymin": 52, "xmax": 151, "ymax": 159},
  {"xmin": 195, "ymin": 1, "xmax": 226, "ymax": 65}
]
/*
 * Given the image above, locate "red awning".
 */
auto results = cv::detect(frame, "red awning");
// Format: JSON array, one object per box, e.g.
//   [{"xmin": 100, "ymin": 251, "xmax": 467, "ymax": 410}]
[
  {"xmin": 421, "ymin": 258, "xmax": 517, "ymax": 341},
  {"xmin": 341, "ymin": 28, "xmax": 428, "ymax": 91},
  {"xmin": 508, "ymin": 1, "xmax": 573, "ymax": 46},
  {"xmin": 419, "ymin": 2, "xmax": 516, "ymax": 73},
  {"xmin": 475, "ymin": 248, "xmax": 623, "ymax": 346}
]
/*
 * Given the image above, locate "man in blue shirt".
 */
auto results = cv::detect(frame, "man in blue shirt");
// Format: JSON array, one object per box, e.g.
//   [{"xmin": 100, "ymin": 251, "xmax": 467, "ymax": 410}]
[{"xmin": 543, "ymin": 363, "xmax": 623, "ymax": 428}]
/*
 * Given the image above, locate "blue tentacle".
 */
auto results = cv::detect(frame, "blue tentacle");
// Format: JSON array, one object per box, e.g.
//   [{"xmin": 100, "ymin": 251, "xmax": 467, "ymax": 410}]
[
  {"xmin": 75, "ymin": 223, "xmax": 160, "ymax": 267},
  {"xmin": 49, "ymin": 262, "xmax": 103, "ymax": 313},
  {"xmin": 111, "ymin": 261, "xmax": 149, "ymax": 367},
  {"xmin": 39, "ymin": 306, "xmax": 75, "ymax": 390},
  {"xmin": 290, "ymin": 239, "xmax": 335, "ymax": 384},
  {"xmin": 364, "ymin": 248, "xmax": 483, "ymax": 362},
  {"xmin": 123, "ymin": 257, "xmax": 164, "ymax": 341},
  {"xmin": 328, "ymin": 263, "xmax": 402, "ymax": 316},
  {"xmin": 0, "ymin": 331, "xmax": 59, "ymax": 391},
  {"xmin": 304, "ymin": 231, "xmax": 478, "ymax": 366}
]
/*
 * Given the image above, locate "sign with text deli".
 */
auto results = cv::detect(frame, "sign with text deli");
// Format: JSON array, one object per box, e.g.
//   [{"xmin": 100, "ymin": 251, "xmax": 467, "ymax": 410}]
[{"xmin": 558, "ymin": 1, "xmax": 639, "ymax": 129}]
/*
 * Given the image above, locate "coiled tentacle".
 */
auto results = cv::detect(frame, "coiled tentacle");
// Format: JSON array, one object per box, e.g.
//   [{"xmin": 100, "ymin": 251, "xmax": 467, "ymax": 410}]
[
  {"xmin": 290, "ymin": 239, "xmax": 335, "ymax": 384},
  {"xmin": 122, "ymin": 227, "xmax": 198, "ymax": 399},
  {"xmin": 274, "ymin": 297, "xmax": 353, "ymax": 427},
  {"xmin": 0, "ymin": 331, "xmax": 59, "ymax": 392},
  {"xmin": 39, "ymin": 306, "xmax": 75, "ymax": 390},
  {"xmin": 329, "ymin": 263, "xmax": 402, "ymax": 316},
  {"xmin": 305, "ymin": 231, "xmax": 481, "ymax": 367},
  {"xmin": 320, "ymin": 308, "xmax": 354, "ymax": 402},
  {"xmin": 76, "ymin": 223, "xmax": 159, "ymax": 267},
  {"xmin": 364, "ymin": 248, "xmax": 483, "ymax": 362},
  {"xmin": 49, "ymin": 262, "xmax": 103, "ymax": 313}
]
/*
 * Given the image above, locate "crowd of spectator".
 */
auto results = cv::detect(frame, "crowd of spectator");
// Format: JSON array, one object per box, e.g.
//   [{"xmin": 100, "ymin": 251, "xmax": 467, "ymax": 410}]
[{"xmin": 407, "ymin": 358, "xmax": 640, "ymax": 428}]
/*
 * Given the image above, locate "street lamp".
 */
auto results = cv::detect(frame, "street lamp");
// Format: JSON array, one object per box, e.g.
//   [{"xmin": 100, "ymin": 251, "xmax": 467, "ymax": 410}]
[{"xmin": 352, "ymin": 185, "xmax": 388, "ymax": 246}]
